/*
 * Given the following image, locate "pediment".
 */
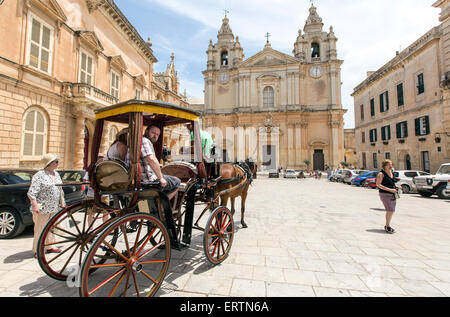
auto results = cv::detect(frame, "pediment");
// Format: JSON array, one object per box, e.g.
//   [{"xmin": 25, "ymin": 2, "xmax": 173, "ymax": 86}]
[
  {"xmin": 240, "ymin": 48, "xmax": 298, "ymax": 68},
  {"xmin": 133, "ymin": 74, "xmax": 146, "ymax": 86},
  {"xmin": 109, "ymin": 55, "xmax": 127, "ymax": 72},
  {"xmin": 76, "ymin": 31, "xmax": 104, "ymax": 53},
  {"xmin": 27, "ymin": 0, "xmax": 67, "ymax": 23}
]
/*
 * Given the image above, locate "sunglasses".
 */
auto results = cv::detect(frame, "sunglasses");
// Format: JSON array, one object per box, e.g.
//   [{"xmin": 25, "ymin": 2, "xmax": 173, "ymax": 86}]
[{"xmin": 52, "ymin": 160, "xmax": 59, "ymax": 164}]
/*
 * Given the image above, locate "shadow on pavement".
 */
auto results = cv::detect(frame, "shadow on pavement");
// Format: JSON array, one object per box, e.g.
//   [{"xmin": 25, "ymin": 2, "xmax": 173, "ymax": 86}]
[
  {"xmin": 366, "ymin": 229, "xmax": 388, "ymax": 234},
  {"xmin": 3, "ymin": 250, "xmax": 34, "ymax": 263},
  {"xmin": 370, "ymin": 208, "xmax": 386, "ymax": 212}
]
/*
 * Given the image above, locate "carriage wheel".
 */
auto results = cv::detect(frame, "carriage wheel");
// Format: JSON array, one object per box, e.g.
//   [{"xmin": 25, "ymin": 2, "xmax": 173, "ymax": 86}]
[
  {"xmin": 37, "ymin": 202, "xmax": 118, "ymax": 281},
  {"xmin": 79, "ymin": 213, "xmax": 170, "ymax": 297},
  {"xmin": 203, "ymin": 206, "xmax": 234, "ymax": 265}
]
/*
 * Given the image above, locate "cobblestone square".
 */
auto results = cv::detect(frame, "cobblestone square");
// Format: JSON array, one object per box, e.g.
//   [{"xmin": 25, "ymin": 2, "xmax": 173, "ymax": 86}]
[{"xmin": 1, "ymin": 177, "xmax": 449, "ymax": 297}]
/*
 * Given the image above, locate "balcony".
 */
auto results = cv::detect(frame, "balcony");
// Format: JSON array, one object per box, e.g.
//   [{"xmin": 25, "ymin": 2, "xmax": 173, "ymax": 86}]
[{"xmin": 62, "ymin": 82, "xmax": 118, "ymax": 107}]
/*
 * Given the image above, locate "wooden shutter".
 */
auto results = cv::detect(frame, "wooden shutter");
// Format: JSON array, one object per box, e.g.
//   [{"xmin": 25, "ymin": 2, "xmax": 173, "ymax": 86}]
[
  {"xmin": 425, "ymin": 116, "xmax": 430, "ymax": 135},
  {"xmin": 415, "ymin": 118, "xmax": 420, "ymax": 136},
  {"xmin": 381, "ymin": 126, "xmax": 386, "ymax": 140},
  {"xmin": 370, "ymin": 99, "xmax": 375, "ymax": 116},
  {"xmin": 396, "ymin": 123, "xmax": 401, "ymax": 139}
]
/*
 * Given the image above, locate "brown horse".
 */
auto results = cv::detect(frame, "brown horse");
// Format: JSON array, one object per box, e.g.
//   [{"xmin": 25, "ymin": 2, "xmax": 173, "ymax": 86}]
[{"xmin": 215, "ymin": 162, "xmax": 253, "ymax": 228}]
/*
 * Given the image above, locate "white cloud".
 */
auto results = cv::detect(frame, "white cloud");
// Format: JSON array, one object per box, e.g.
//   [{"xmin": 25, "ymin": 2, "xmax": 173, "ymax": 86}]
[{"xmin": 142, "ymin": 0, "xmax": 440, "ymax": 128}]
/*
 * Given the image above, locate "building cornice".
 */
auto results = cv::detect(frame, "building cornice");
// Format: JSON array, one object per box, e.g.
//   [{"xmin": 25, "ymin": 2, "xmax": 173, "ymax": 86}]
[{"xmin": 352, "ymin": 26, "xmax": 442, "ymax": 96}]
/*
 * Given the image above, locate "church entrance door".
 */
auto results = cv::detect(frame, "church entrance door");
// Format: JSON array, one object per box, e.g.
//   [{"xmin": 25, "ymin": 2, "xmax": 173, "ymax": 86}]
[
  {"xmin": 262, "ymin": 145, "xmax": 277, "ymax": 171},
  {"xmin": 313, "ymin": 149, "xmax": 324, "ymax": 171}
]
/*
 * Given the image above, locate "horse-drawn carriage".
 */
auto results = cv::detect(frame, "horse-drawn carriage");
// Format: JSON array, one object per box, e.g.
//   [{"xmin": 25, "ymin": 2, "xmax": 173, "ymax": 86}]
[{"xmin": 36, "ymin": 99, "xmax": 251, "ymax": 297}]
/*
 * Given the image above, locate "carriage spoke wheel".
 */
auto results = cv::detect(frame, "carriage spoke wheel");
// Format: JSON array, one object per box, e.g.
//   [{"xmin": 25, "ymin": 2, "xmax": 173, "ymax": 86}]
[
  {"xmin": 37, "ymin": 202, "xmax": 117, "ymax": 281},
  {"xmin": 79, "ymin": 213, "xmax": 170, "ymax": 297},
  {"xmin": 203, "ymin": 206, "xmax": 234, "ymax": 265}
]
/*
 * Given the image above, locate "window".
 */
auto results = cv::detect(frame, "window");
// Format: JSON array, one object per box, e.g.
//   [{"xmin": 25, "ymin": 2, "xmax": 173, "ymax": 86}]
[
  {"xmin": 79, "ymin": 50, "xmax": 93, "ymax": 85},
  {"xmin": 361, "ymin": 131, "xmax": 366, "ymax": 143},
  {"xmin": 379, "ymin": 91, "xmax": 389, "ymax": 112},
  {"xmin": 362, "ymin": 152, "xmax": 367, "ymax": 169},
  {"xmin": 360, "ymin": 104, "xmax": 364, "ymax": 121},
  {"xmin": 417, "ymin": 73, "xmax": 424, "ymax": 95},
  {"xmin": 396, "ymin": 121, "xmax": 408, "ymax": 138},
  {"xmin": 111, "ymin": 71, "xmax": 120, "ymax": 99},
  {"xmin": 404, "ymin": 172, "xmax": 418, "ymax": 178},
  {"xmin": 27, "ymin": 14, "xmax": 54, "ymax": 73},
  {"xmin": 21, "ymin": 107, "xmax": 48, "ymax": 158},
  {"xmin": 311, "ymin": 42, "xmax": 320, "ymax": 58},
  {"xmin": 373, "ymin": 153, "xmax": 378, "ymax": 169},
  {"xmin": 109, "ymin": 125, "xmax": 118, "ymax": 144},
  {"xmin": 422, "ymin": 151, "xmax": 430, "ymax": 173},
  {"xmin": 396, "ymin": 83, "xmax": 404, "ymax": 106},
  {"xmin": 263, "ymin": 86, "xmax": 274, "ymax": 108},
  {"xmin": 221, "ymin": 51, "xmax": 228, "ymax": 66},
  {"xmin": 135, "ymin": 89, "xmax": 141, "ymax": 100},
  {"xmin": 385, "ymin": 152, "xmax": 390, "ymax": 159},
  {"xmin": 415, "ymin": 116, "xmax": 430, "ymax": 136},
  {"xmin": 369, "ymin": 128, "xmax": 377, "ymax": 142},
  {"xmin": 370, "ymin": 98, "xmax": 375, "ymax": 116},
  {"xmin": 381, "ymin": 125, "xmax": 391, "ymax": 141}
]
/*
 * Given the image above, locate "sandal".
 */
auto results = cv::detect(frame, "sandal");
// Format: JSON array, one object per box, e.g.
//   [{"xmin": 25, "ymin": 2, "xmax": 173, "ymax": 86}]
[
  {"xmin": 384, "ymin": 226, "xmax": 394, "ymax": 234},
  {"xmin": 46, "ymin": 247, "xmax": 62, "ymax": 253}
]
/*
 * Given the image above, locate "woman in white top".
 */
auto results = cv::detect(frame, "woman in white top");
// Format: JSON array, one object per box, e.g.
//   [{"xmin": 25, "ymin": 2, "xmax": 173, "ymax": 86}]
[
  {"xmin": 107, "ymin": 128, "xmax": 128, "ymax": 161},
  {"xmin": 28, "ymin": 153, "xmax": 65, "ymax": 258}
]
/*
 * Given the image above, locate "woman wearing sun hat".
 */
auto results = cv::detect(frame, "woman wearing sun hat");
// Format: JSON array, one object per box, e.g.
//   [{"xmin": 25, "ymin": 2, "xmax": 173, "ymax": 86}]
[{"xmin": 27, "ymin": 153, "xmax": 66, "ymax": 258}]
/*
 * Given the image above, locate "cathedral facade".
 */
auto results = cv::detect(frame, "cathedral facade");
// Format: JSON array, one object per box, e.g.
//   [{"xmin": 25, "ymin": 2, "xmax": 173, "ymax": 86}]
[{"xmin": 199, "ymin": 6, "xmax": 346, "ymax": 171}]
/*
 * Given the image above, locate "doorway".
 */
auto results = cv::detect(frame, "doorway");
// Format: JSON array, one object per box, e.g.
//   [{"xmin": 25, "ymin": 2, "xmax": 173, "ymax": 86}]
[
  {"xmin": 405, "ymin": 154, "xmax": 411, "ymax": 170},
  {"xmin": 313, "ymin": 149, "xmax": 324, "ymax": 171},
  {"xmin": 262, "ymin": 145, "xmax": 277, "ymax": 171}
]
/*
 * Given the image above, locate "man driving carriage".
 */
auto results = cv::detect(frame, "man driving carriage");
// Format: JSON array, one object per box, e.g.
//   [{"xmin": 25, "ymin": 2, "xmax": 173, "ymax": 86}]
[{"xmin": 126, "ymin": 124, "xmax": 180, "ymax": 201}]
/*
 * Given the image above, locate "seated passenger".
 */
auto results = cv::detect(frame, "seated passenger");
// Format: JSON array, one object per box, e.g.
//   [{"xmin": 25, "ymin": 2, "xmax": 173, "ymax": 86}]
[
  {"xmin": 127, "ymin": 124, "xmax": 180, "ymax": 202},
  {"xmin": 107, "ymin": 128, "xmax": 128, "ymax": 161}
]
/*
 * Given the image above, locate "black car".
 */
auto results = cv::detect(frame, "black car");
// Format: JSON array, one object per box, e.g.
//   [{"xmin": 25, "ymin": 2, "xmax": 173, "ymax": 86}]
[{"xmin": 0, "ymin": 169, "xmax": 86, "ymax": 239}]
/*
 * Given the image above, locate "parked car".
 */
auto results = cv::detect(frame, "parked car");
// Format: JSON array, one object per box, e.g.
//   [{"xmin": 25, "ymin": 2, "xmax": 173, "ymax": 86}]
[
  {"xmin": 351, "ymin": 171, "xmax": 379, "ymax": 186},
  {"xmin": 393, "ymin": 170, "xmax": 430, "ymax": 194},
  {"xmin": 363, "ymin": 177, "xmax": 377, "ymax": 189},
  {"xmin": 334, "ymin": 169, "xmax": 350, "ymax": 182},
  {"xmin": 342, "ymin": 170, "xmax": 369, "ymax": 184},
  {"xmin": 413, "ymin": 163, "xmax": 450, "ymax": 199},
  {"xmin": 0, "ymin": 169, "xmax": 86, "ymax": 239},
  {"xmin": 268, "ymin": 170, "xmax": 280, "ymax": 178},
  {"xmin": 284, "ymin": 169, "xmax": 297, "ymax": 178},
  {"xmin": 330, "ymin": 169, "xmax": 343, "ymax": 182},
  {"xmin": 446, "ymin": 180, "xmax": 450, "ymax": 196}
]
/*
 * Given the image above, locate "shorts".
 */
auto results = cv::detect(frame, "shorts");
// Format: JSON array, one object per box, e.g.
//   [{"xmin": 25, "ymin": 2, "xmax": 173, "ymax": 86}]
[
  {"xmin": 379, "ymin": 192, "xmax": 396, "ymax": 212},
  {"xmin": 160, "ymin": 175, "xmax": 180, "ymax": 194}
]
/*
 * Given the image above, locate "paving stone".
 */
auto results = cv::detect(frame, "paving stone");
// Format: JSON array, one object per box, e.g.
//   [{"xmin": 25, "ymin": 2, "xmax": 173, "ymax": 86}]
[
  {"xmin": 313, "ymin": 286, "xmax": 350, "ymax": 297},
  {"xmin": 315, "ymin": 272, "xmax": 369, "ymax": 291},
  {"xmin": 230, "ymin": 279, "xmax": 266, "ymax": 297},
  {"xmin": 266, "ymin": 282, "xmax": 315, "ymax": 297}
]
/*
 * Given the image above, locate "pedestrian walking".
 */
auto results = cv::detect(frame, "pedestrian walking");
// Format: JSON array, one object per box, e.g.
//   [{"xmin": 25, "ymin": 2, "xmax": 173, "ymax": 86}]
[
  {"xmin": 376, "ymin": 159, "xmax": 400, "ymax": 233},
  {"xmin": 27, "ymin": 153, "xmax": 65, "ymax": 258}
]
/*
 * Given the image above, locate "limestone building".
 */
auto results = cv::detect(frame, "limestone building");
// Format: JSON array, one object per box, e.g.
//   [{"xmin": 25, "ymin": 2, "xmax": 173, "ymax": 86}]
[
  {"xmin": 199, "ymin": 6, "xmax": 346, "ymax": 171},
  {"xmin": 0, "ymin": 0, "xmax": 187, "ymax": 170},
  {"xmin": 352, "ymin": 1, "xmax": 450, "ymax": 173}
]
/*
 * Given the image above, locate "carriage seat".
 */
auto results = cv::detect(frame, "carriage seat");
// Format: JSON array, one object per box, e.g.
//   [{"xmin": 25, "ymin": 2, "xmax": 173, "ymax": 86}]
[{"xmin": 95, "ymin": 159, "xmax": 130, "ymax": 193}]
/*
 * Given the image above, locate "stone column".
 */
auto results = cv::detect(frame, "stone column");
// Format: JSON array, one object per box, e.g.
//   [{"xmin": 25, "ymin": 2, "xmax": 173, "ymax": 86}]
[
  {"xmin": 329, "ymin": 120, "xmax": 340, "ymax": 169},
  {"xmin": 287, "ymin": 123, "xmax": 295, "ymax": 168},
  {"xmin": 295, "ymin": 123, "xmax": 302, "ymax": 168},
  {"xmin": 73, "ymin": 114, "xmax": 86, "ymax": 170}
]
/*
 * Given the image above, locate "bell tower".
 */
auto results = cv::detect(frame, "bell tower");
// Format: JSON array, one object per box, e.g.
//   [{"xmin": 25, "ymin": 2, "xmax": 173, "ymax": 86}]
[{"xmin": 204, "ymin": 13, "xmax": 244, "ymax": 110}]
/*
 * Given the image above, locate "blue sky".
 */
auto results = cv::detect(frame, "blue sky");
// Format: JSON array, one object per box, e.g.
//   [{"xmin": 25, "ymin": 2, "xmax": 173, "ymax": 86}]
[{"xmin": 115, "ymin": 0, "xmax": 439, "ymax": 128}]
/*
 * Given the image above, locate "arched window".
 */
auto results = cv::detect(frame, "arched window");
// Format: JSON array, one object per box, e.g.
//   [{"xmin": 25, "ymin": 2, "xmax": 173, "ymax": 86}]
[
  {"xmin": 311, "ymin": 42, "xmax": 320, "ymax": 58},
  {"xmin": 21, "ymin": 107, "xmax": 48, "ymax": 158},
  {"xmin": 221, "ymin": 51, "xmax": 228, "ymax": 66},
  {"xmin": 263, "ymin": 86, "xmax": 274, "ymax": 108},
  {"xmin": 109, "ymin": 125, "xmax": 118, "ymax": 144}
]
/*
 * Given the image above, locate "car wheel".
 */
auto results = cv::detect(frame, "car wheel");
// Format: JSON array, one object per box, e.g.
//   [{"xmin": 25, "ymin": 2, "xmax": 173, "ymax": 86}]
[
  {"xmin": 418, "ymin": 190, "xmax": 433, "ymax": 198},
  {"xmin": 0, "ymin": 207, "xmax": 26, "ymax": 239},
  {"xmin": 436, "ymin": 184, "xmax": 450, "ymax": 199},
  {"xmin": 401, "ymin": 184, "xmax": 411, "ymax": 194}
]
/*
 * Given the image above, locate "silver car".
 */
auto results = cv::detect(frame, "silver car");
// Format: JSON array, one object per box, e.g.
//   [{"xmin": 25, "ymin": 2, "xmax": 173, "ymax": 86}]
[
  {"xmin": 284, "ymin": 169, "xmax": 297, "ymax": 178},
  {"xmin": 342, "ymin": 170, "xmax": 369, "ymax": 184},
  {"xmin": 393, "ymin": 170, "xmax": 430, "ymax": 193}
]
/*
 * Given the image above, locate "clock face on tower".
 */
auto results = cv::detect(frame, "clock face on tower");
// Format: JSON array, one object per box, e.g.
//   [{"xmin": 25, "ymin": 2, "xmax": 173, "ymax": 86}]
[
  {"xmin": 310, "ymin": 65, "xmax": 323, "ymax": 78},
  {"xmin": 218, "ymin": 72, "xmax": 229, "ymax": 84}
]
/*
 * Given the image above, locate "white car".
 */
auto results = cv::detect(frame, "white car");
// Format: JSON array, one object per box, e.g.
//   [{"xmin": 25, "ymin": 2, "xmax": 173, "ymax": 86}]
[
  {"xmin": 284, "ymin": 169, "xmax": 297, "ymax": 178},
  {"xmin": 414, "ymin": 163, "xmax": 450, "ymax": 199},
  {"xmin": 393, "ymin": 170, "xmax": 430, "ymax": 193},
  {"xmin": 445, "ymin": 180, "xmax": 450, "ymax": 195}
]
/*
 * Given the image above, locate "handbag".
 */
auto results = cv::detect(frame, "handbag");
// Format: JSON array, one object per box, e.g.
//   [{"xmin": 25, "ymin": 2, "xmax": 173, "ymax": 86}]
[{"xmin": 394, "ymin": 192, "xmax": 400, "ymax": 199}]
